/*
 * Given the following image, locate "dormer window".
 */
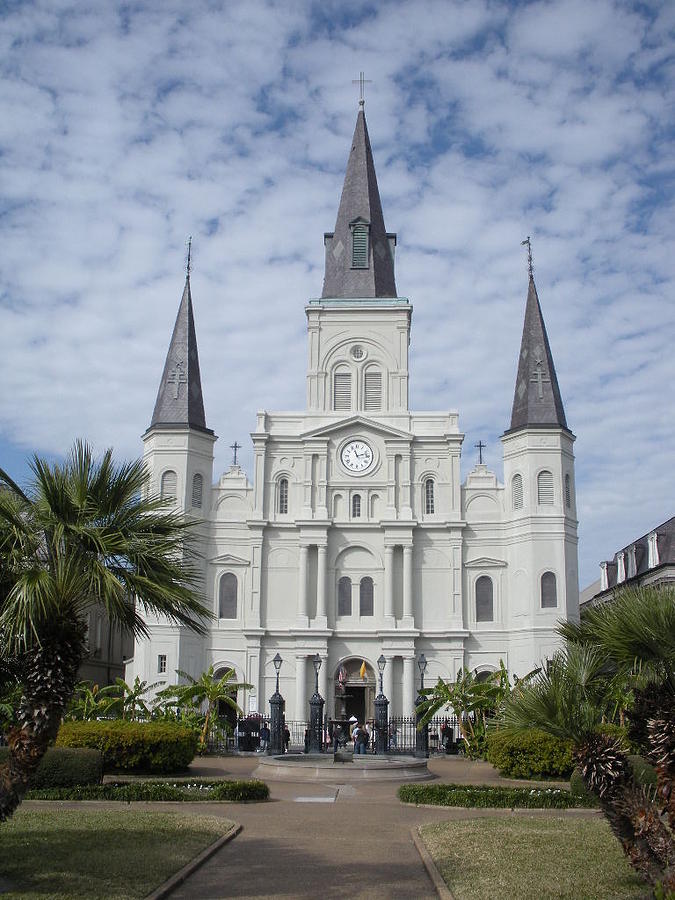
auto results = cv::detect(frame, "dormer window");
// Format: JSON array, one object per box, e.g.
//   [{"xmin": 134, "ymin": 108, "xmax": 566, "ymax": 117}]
[
  {"xmin": 351, "ymin": 223, "xmax": 369, "ymax": 268},
  {"xmin": 648, "ymin": 532, "xmax": 659, "ymax": 568},
  {"xmin": 617, "ymin": 551, "xmax": 626, "ymax": 584}
]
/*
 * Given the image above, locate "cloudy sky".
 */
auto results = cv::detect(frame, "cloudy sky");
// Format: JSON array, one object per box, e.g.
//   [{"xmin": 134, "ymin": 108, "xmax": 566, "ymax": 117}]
[{"xmin": 1, "ymin": 0, "xmax": 673, "ymax": 588}]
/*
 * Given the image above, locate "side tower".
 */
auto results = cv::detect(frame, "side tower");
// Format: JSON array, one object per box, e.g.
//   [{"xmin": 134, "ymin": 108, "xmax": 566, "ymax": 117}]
[
  {"xmin": 501, "ymin": 265, "xmax": 579, "ymax": 674},
  {"xmin": 128, "ymin": 264, "xmax": 217, "ymax": 686}
]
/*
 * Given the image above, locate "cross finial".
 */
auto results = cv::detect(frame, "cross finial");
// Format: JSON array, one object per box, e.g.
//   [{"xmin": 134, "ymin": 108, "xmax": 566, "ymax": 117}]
[
  {"xmin": 475, "ymin": 440, "xmax": 486, "ymax": 465},
  {"xmin": 521, "ymin": 236, "xmax": 534, "ymax": 279},
  {"xmin": 186, "ymin": 236, "xmax": 192, "ymax": 277},
  {"xmin": 230, "ymin": 441, "xmax": 241, "ymax": 466},
  {"xmin": 352, "ymin": 71, "xmax": 372, "ymax": 108}
]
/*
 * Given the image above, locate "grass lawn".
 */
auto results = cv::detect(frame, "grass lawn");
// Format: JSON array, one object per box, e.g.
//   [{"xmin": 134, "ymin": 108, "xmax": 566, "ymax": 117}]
[
  {"xmin": 420, "ymin": 816, "xmax": 647, "ymax": 900},
  {"xmin": 0, "ymin": 807, "xmax": 235, "ymax": 899}
]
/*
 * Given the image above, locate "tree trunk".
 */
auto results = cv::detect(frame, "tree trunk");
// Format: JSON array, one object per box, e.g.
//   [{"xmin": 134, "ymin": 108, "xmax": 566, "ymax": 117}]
[{"xmin": 0, "ymin": 630, "xmax": 83, "ymax": 822}]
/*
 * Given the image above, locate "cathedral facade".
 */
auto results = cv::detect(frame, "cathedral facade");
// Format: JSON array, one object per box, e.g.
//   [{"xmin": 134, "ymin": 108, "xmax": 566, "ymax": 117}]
[{"xmin": 126, "ymin": 103, "xmax": 579, "ymax": 722}]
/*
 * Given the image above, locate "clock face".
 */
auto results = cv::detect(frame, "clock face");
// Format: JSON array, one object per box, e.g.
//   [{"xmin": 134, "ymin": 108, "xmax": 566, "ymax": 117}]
[{"xmin": 341, "ymin": 440, "xmax": 374, "ymax": 473}]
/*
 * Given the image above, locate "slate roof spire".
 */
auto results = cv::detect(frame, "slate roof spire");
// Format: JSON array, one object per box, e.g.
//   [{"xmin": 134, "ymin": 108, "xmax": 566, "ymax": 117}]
[
  {"xmin": 508, "ymin": 274, "xmax": 568, "ymax": 433},
  {"xmin": 321, "ymin": 102, "xmax": 397, "ymax": 299},
  {"xmin": 149, "ymin": 267, "xmax": 211, "ymax": 433}
]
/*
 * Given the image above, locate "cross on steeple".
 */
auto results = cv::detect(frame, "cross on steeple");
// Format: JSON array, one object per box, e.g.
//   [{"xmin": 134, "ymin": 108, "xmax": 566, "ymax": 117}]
[
  {"xmin": 352, "ymin": 71, "xmax": 372, "ymax": 107},
  {"xmin": 186, "ymin": 235, "xmax": 192, "ymax": 277},
  {"xmin": 230, "ymin": 441, "xmax": 241, "ymax": 466},
  {"xmin": 521, "ymin": 236, "xmax": 534, "ymax": 279},
  {"xmin": 475, "ymin": 440, "xmax": 486, "ymax": 465},
  {"xmin": 530, "ymin": 358, "xmax": 550, "ymax": 399},
  {"xmin": 167, "ymin": 361, "xmax": 187, "ymax": 399}
]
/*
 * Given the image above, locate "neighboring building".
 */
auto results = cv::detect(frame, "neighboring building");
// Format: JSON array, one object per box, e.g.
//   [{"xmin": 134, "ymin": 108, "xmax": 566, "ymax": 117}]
[
  {"xmin": 125, "ymin": 101, "xmax": 579, "ymax": 722},
  {"xmin": 79, "ymin": 607, "xmax": 134, "ymax": 687},
  {"xmin": 582, "ymin": 516, "xmax": 675, "ymax": 609}
]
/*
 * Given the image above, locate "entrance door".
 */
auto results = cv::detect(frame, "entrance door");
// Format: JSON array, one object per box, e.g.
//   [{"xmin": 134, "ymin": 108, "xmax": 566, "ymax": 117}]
[{"xmin": 345, "ymin": 685, "xmax": 366, "ymax": 723}]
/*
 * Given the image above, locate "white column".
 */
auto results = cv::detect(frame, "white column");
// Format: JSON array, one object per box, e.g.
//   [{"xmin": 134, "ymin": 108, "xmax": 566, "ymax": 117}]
[
  {"xmin": 402, "ymin": 656, "xmax": 415, "ymax": 716},
  {"xmin": 383, "ymin": 655, "xmax": 395, "ymax": 709},
  {"xmin": 295, "ymin": 655, "xmax": 306, "ymax": 721},
  {"xmin": 298, "ymin": 545, "xmax": 309, "ymax": 620},
  {"xmin": 316, "ymin": 545, "xmax": 327, "ymax": 619},
  {"xmin": 384, "ymin": 545, "xmax": 394, "ymax": 618},
  {"xmin": 319, "ymin": 656, "xmax": 329, "ymax": 708},
  {"xmin": 403, "ymin": 545, "xmax": 413, "ymax": 619}
]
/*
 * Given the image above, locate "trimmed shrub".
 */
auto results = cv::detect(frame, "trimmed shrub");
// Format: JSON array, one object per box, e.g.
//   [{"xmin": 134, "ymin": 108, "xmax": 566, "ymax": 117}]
[
  {"xmin": 628, "ymin": 755, "xmax": 657, "ymax": 788},
  {"xmin": 0, "ymin": 746, "xmax": 102, "ymax": 788},
  {"xmin": 486, "ymin": 729, "xmax": 574, "ymax": 779},
  {"xmin": 569, "ymin": 768, "xmax": 598, "ymax": 805},
  {"xmin": 398, "ymin": 782, "xmax": 593, "ymax": 809},
  {"xmin": 27, "ymin": 778, "xmax": 269, "ymax": 802},
  {"xmin": 56, "ymin": 720, "xmax": 198, "ymax": 774}
]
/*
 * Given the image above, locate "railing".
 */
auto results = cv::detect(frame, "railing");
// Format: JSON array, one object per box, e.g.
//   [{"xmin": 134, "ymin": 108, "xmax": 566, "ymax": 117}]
[{"xmin": 206, "ymin": 713, "xmax": 463, "ymax": 755}]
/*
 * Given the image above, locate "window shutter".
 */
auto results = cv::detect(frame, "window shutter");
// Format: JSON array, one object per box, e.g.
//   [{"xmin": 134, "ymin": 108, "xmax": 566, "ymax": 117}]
[
  {"xmin": 161, "ymin": 470, "xmax": 177, "ymax": 500},
  {"xmin": 334, "ymin": 372, "xmax": 352, "ymax": 410},
  {"xmin": 512, "ymin": 474, "xmax": 523, "ymax": 509},
  {"xmin": 364, "ymin": 370, "xmax": 382, "ymax": 410},
  {"xmin": 352, "ymin": 226, "xmax": 368, "ymax": 268},
  {"xmin": 541, "ymin": 572, "xmax": 557, "ymax": 608},
  {"xmin": 191, "ymin": 474, "xmax": 203, "ymax": 508},
  {"xmin": 537, "ymin": 471, "xmax": 554, "ymax": 505}
]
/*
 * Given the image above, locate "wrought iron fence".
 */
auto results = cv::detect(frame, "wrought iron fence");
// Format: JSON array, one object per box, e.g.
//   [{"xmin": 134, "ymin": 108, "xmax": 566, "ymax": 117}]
[{"xmin": 388, "ymin": 714, "xmax": 461, "ymax": 754}]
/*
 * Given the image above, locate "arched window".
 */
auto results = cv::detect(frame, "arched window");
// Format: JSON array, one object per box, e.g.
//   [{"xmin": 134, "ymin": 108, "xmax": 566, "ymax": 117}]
[
  {"xmin": 475, "ymin": 576, "xmax": 493, "ymax": 622},
  {"xmin": 512, "ymin": 473, "xmax": 523, "ymax": 509},
  {"xmin": 565, "ymin": 474, "xmax": 571, "ymax": 509},
  {"xmin": 191, "ymin": 473, "xmax": 203, "ymax": 508},
  {"xmin": 333, "ymin": 368, "xmax": 352, "ymax": 411},
  {"xmin": 537, "ymin": 470, "xmax": 554, "ymax": 505},
  {"xmin": 364, "ymin": 368, "xmax": 382, "ymax": 410},
  {"xmin": 161, "ymin": 470, "xmax": 177, "ymax": 500},
  {"xmin": 360, "ymin": 577, "xmax": 374, "ymax": 616},
  {"xmin": 424, "ymin": 478, "xmax": 435, "ymax": 515},
  {"xmin": 352, "ymin": 494, "xmax": 361, "ymax": 518},
  {"xmin": 541, "ymin": 571, "xmax": 557, "ymax": 608},
  {"xmin": 352, "ymin": 224, "xmax": 369, "ymax": 268},
  {"xmin": 338, "ymin": 576, "xmax": 352, "ymax": 616},
  {"xmin": 278, "ymin": 478, "xmax": 288, "ymax": 514},
  {"xmin": 219, "ymin": 573, "xmax": 238, "ymax": 619}
]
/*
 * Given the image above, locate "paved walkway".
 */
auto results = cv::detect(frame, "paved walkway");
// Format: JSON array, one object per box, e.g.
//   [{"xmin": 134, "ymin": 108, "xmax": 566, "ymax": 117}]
[{"xmin": 156, "ymin": 755, "xmax": 573, "ymax": 899}]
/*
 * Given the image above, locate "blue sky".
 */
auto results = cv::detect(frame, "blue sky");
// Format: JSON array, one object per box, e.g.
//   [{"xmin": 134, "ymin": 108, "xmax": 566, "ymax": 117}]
[{"xmin": 0, "ymin": 0, "xmax": 673, "ymax": 588}]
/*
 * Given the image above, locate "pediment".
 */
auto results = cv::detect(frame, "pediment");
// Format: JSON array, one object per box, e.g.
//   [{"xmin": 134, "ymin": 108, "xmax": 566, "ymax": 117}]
[
  {"xmin": 209, "ymin": 552, "xmax": 250, "ymax": 566},
  {"xmin": 301, "ymin": 415, "xmax": 412, "ymax": 441},
  {"xmin": 464, "ymin": 556, "xmax": 507, "ymax": 569}
]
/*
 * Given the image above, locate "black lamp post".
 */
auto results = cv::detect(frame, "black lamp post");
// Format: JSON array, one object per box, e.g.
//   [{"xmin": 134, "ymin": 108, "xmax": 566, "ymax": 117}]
[
  {"xmin": 415, "ymin": 652, "xmax": 429, "ymax": 758},
  {"xmin": 268, "ymin": 652, "xmax": 285, "ymax": 756},
  {"xmin": 374, "ymin": 653, "xmax": 389, "ymax": 754},
  {"xmin": 308, "ymin": 653, "xmax": 324, "ymax": 754}
]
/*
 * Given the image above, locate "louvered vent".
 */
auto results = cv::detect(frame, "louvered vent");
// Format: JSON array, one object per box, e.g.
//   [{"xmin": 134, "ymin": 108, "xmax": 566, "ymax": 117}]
[
  {"xmin": 352, "ymin": 226, "xmax": 368, "ymax": 268},
  {"xmin": 537, "ymin": 471, "xmax": 554, "ymax": 505},
  {"xmin": 334, "ymin": 372, "xmax": 352, "ymax": 410},
  {"xmin": 564, "ymin": 474, "xmax": 571, "ymax": 508},
  {"xmin": 364, "ymin": 370, "xmax": 382, "ymax": 410},
  {"xmin": 191, "ymin": 473, "xmax": 203, "ymax": 508},
  {"xmin": 512, "ymin": 474, "xmax": 523, "ymax": 509},
  {"xmin": 161, "ymin": 470, "xmax": 177, "ymax": 500}
]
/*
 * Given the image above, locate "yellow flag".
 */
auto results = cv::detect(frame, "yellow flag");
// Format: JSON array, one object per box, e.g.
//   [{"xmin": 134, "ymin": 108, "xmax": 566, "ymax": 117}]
[{"xmin": 359, "ymin": 661, "xmax": 367, "ymax": 679}]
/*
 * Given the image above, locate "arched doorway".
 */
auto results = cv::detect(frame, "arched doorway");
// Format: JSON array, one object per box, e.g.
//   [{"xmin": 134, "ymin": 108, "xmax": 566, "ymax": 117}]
[
  {"xmin": 213, "ymin": 667, "xmax": 238, "ymax": 733},
  {"xmin": 334, "ymin": 658, "xmax": 376, "ymax": 722}
]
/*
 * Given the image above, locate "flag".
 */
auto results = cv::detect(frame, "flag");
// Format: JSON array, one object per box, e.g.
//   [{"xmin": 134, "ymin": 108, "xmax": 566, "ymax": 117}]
[{"xmin": 359, "ymin": 661, "xmax": 366, "ymax": 680}]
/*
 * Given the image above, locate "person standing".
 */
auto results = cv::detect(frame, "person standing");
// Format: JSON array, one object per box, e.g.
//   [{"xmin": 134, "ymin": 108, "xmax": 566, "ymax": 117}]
[
  {"xmin": 259, "ymin": 722, "xmax": 270, "ymax": 753},
  {"xmin": 283, "ymin": 724, "xmax": 291, "ymax": 753}
]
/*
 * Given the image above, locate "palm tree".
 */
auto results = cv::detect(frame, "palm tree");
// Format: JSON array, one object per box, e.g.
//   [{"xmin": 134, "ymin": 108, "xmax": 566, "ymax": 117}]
[
  {"xmin": 158, "ymin": 665, "xmax": 250, "ymax": 750},
  {"xmin": 110, "ymin": 676, "xmax": 166, "ymax": 721},
  {"xmin": 0, "ymin": 440, "xmax": 211, "ymax": 821},
  {"xmin": 502, "ymin": 587, "xmax": 675, "ymax": 893}
]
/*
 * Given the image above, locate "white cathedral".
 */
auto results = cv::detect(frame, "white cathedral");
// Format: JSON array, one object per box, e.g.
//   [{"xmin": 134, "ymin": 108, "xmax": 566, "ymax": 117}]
[{"xmin": 126, "ymin": 101, "xmax": 579, "ymax": 724}]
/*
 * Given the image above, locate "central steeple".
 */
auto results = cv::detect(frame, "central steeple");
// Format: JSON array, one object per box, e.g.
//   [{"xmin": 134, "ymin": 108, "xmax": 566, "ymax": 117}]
[{"xmin": 321, "ymin": 102, "xmax": 397, "ymax": 299}]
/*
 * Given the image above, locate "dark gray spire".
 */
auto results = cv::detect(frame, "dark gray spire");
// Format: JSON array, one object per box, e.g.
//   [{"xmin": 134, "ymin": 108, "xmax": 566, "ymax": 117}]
[
  {"xmin": 149, "ymin": 275, "xmax": 211, "ymax": 433},
  {"xmin": 321, "ymin": 105, "xmax": 397, "ymax": 299},
  {"xmin": 508, "ymin": 276, "xmax": 568, "ymax": 432}
]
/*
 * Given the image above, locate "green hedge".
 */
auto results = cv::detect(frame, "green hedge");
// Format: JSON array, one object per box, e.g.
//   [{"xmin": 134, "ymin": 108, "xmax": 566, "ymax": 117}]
[
  {"xmin": 0, "ymin": 747, "xmax": 103, "ymax": 788},
  {"xmin": 486, "ymin": 729, "xmax": 574, "ymax": 779},
  {"xmin": 398, "ymin": 782, "xmax": 593, "ymax": 809},
  {"xmin": 27, "ymin": 778, "xmax": 269, "ymax": 802},
  {"xmin": 56, "ymin": 721, "xmax": 198, "ymax": 774}
]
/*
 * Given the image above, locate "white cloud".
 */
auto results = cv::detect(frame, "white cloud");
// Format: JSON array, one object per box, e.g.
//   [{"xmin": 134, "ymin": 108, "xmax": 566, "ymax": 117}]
[{"xmin": 0, "ymin": 0, "xmax": 673, "ymax": 589}]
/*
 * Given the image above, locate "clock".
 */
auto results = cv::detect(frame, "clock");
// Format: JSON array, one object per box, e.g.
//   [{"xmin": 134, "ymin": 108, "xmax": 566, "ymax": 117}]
[{"xmin": 341, "ymin": 440, "xmax": 374, "ymax": 473}]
